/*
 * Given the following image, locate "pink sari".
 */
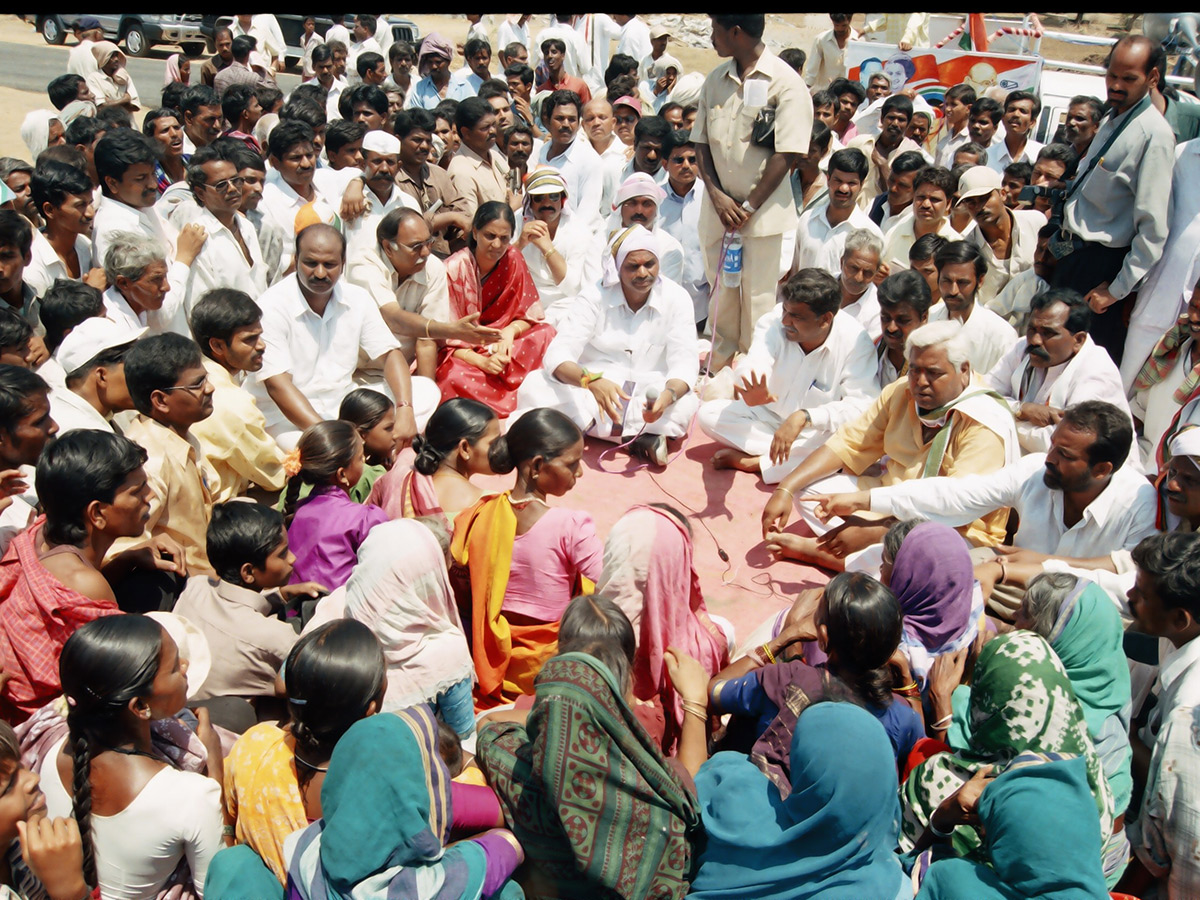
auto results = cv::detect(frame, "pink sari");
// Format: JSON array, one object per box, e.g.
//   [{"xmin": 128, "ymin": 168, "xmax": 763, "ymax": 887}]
[
  {"xmin": 436, "ymin": 245, "xmax": 555, "ymax": 416},
  {"xmin": 595, "ymin": 505, "xmax": 731, "ymax": 754}
]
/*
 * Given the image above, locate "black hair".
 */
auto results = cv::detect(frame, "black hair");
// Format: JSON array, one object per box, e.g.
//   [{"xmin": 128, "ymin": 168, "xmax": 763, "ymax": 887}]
[
  {"xmin": 488, "ymin": 407, "xmax": 581, "ymax": 475},
  {"xmin": 811, "ymin": 88, "xmax": 837, "ymax": 110},
  {"xmin": 1029, "ymin": 287, "xmax": 1090, "ymax": 335},
  {"xmin": 821, "ymin": 572, "xmax": 903, "ymax": 708},
  {"xmin": 634, "ymin": 114, "xmax": 672, "ymax": 147},
  {"xmin": 540, "ymin": 37, "xmax": 567, "ymax": 56},
  {"xmin": 542, "ymin": 89, "xmax": 583, "ymax": 126},
  {"xmin": 477, "ymin": 80, "xmax": 510, "ymax": 104},
  {"xmin": 828, "ymin": 147, "xmax": 869, "ymax": 182},
  {"xmin": 779, "ymin": 47, "xmax": 807, "ymax": 74},
  {"xmin": 782, "ymin": 268, "xmax": 841, "ymax": 317},
  {"xmin": 0, "ymin": 308, "xmax": 32, "ymax": 354},
  {"xmin": 945, "ymin": 83, "xmax": 977, "ymax": 105},
  {"xmin": 1037, "ymin": 142, "xmax": 1080, "ymax": 180},
  {"xmin": 909, "ymin": 232, "xmax": 948, "ymax": 264},
  {"xmin": 413, "ymin": 397, "xmax": 497, "ymax": 476},
  {"xmin": 711, "ymin": 14, "xmax": 766, "ymax": 41},
  {"xmin": 356, "ymin": 13, "xmax": 377, "ymax": 34},
  {"xmin": 180, "ymin": 84, "xmax": 220, "ymax": 121},
  {"xmin": 0, "ymin": 209, "xmax": 32, "ymax": 257},
  {"xmin": 311, "ymin": 43, "xmax": 334, "ymax": 67},
  {"xmin": 207, "ymin": 501, "xmax": 285, "ymax": 585},
  {"xmin": 339, "ymin": 84, "xmax": 388, "ymax": 121},
  {"xmin": 829, "ymin": 77, "xmax": 867, "ymax": 106},
  {"xmin": 1059, "ymin": 400, "xmax": 1133, "ymax": 470},
  {"xmin": 1003, "ymin": 161, "xmax": 1033, "ymax": 184},
  {"xmin": 934, "ymin": 240, "xmax": 987, "ymax": 281},
  {"xmin": 389, "ymin": 40, "xmax": 415, "ymax": 64},
  {"xmin": 393, "ymin": 107, "xmax": 436, "ymax": 139},
  {"xmin": 95, "ymin": 106, "xmax": 134, "ymax": 132},
  {"xmin": 433, "ymin": 99, "xmax": 460, "ymax": 126},
  {"xmin": 356, "ymin": 51, "xmax": 385, "ymax": 80},
  {"xmin": 226, "ymin": 140, "xmax": 265, "ymax": 173},
  {"xmin": 1069, "ymin": 95, "xmax": 1105, "ymax": 125},
  {"xmin": 455, "ymin": 96, "xmax": 494, "ymax": 133},
  {"xmin": 279, "ymin": 98, "xmax": 326, "ymax": 135},
  {"xmin": 504, "ymin": 63, "xmax": 534, "ymax": 87},
  {"xmin": 283, "ymin": 420, "xmax": 362, "ymax": 523},
  {"xmin": 1005, "ymin": 88, "xmax": 1042, "ymax": 119},
  {"xmin": 284, "ymin": 619, "xmax": 386, "ymax": 791},
  {"xmin": 464, "ymin": 36, "xmax": 491, "ymax": 59},
  {"xmin": 558, "ymin": 594, "xmax": 636, "ymax": 693},
  {"xmin": 808, "ymin": 120, "xmax": 832, "ymax": 155},
  {"xmin": 65, "ymin": 117, "xmax": 105, "ymax": 150},
  {"xmin": 324, "ymin": 119, "xmax": 367, "ymax": 157},
  {"xmin": 122, "ymin": 333, "xmax": 204, "ymax": 416},
  {"xmin": 141, "ymin": 107, "xmax": 181, "ymax": 140},
  {"xmin": 230, "ymin": 34, "xmax": 254, "ymax": 62},
  {"xmin": 890, "ymin": 150, "xmax": 927, "ymax": 177},
  {"xmin": 255, "ymin": 85, "xmax": 285, "ymax": 116},
  {"xmin": 954, "ymin": 142, "xmax": 988, "ymax": 166},
  {"xmin": 290, "ymin": 83, "xmax": 329, "ymax": 112},
  {"xmin": 185, "ymin": 142, "xmax": 237, "ymax": 195},
  {"xmin": 1131, "ymin": 532, "xmax": 1200, "ymax": 616},
  {"xmin": 502, "ymin": 121, "xmax": 535, "ymax": 147},
  {"xmin": 189, "ymin": 288, "xmax": 261, "ymax": 360},
  {"xmin": 47, "ymin": 73, "xmax": 86, "ymax": 111},
  {"xmin": 0, "ymin": 364, "xmax": 47, "ymax": 436},
  {"xmin": 37, "ymin": 145, "xmax": 87, "ymax": 171},
  {"xmin": 60, "ymin": 615, "xmax": 166, "ymax": 886},
  {"xmin": 376, "ymin": 207, "xmax": 424, "ymax": 247},
  {"xmin": 970, "ymin": 97, "xmax": 1003, "ymax": 125},
  {"xmin": 912, "ymin": 165, "xmax": 955, "ymax": 198},
  {"xmin": 604, "ymin": 53, "xmax": 640, "ymax": 85},
  {"xmin": 878, "ymin": 269, "xmax": 933, "ymax": 317},
  {"xmin": 338, "ymin": 387, "xmax": 392, "ymax": 434},
  {"xmin": 880, "ymin": 94, "xmax": 913, "ymax": 122},
  {"xmin": 667, "ymin": 128, "xmax": 696, "ymax": 156},
  {"xmin": 39, "ymin": 279, "xmax": 104, "ymax": 353},
  {"xmin": 31, "ymin": 159, "xmax": 93, "ymax": 217},
  {"xmin": 268, "ymin": 119, "xmax": 316, "ymax": 161},
  {"xmin": 466, "ymin": 200, "xmax": 516, "ymax": 252},
  {"xmin": 606, "ymin": 75, "xmax": 640, "ymax": 105},
  {"xmin": 94, "ymin": 129, "xmax": 160, "ymax": 192},
  {"xmin": 38, "ymin": 430, "xmax": 147, "ymax": 546},
  {"xmin": 159, "ymin": 82, "xmax": 187, "ymax": 115},
  {"xmin": 220, "ymin": 83, "xmax": 257, "ymax": 128}
]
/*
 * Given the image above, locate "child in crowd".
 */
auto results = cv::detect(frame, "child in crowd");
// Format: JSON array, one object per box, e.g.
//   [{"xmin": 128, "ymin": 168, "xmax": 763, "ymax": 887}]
[
  {"xmin": 283, "ymin": 419, "xmax": 388, "ymax": 590},
  {"xmin": 0, "ymin": 310, "xmax": 35, "ymax": 369},
  {"xmin": 337, "ymin": 388, "xmax": 398, "ymax": 502}
]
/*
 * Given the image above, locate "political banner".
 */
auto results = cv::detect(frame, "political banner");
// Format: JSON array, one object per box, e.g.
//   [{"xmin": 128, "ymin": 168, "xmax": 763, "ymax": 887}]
[{"xmin": 846, "ymin": 43, "xmax": 1043, "ymax": 107}]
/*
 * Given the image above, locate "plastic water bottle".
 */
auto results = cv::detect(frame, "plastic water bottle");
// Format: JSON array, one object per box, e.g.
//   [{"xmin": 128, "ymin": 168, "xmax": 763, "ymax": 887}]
[{"xmin": 722, "ymin": 232, "xmax": 743, "ymax": 288}]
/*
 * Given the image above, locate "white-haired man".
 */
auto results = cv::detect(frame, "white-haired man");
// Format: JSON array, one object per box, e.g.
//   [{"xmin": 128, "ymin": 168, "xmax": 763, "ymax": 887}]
[{"xmin": 760, "ymin": 318, "xmax": 1018, "ymax": 570}]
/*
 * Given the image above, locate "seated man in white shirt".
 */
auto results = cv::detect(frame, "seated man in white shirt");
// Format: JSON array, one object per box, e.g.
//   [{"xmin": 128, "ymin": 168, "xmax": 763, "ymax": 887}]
[
  {"xmin": 606, "ymin": 173, "xmax": 684, "ymax": 285},
  {"xmin": 49, "ymin": 315, "xmax": 142, "ymax": 435},
  {"xmin": 250, "ymin": 224, "xmax": 434, "ymax": 449},
  {"xmin": 659, "ymin": 131, "xmax": 709, "ymax": 328},
  {"xmin": 699, "ymin": 267, "xmax": 877, "ymax": 483},
  {"xmin": 985, "ymin": 221, "xmax": 1057, "ymax": 331},
  {"xmin": 179, "ymin": 143, "xmax": 266, "ymax": 317},
  {"xmin": 836, "ymin": 228, "xmax": 884, "ymax": 340},
  {"xmin": 101, "ymin": 231, "xmax": 193, "ymax": 338},
  {"xmin": 513, "ymin": 225, "xmax": 698, "ymax": 466},
  {"xmin": 342, "ymin": 130, "xmax": 420, "ymax": 260},
  {"xmin": 875, "ymin": 269, "xmax": 933, "ymax": 388},
  {"xmin": 515, "ymin": 168, "xmax": 599, "ymax": 327},
  {"xmin": 259, "ymin": 121, "xmax": 339, "ymax": 273},
  {"xmin": 536, "ymin": 89, "xmax": 604, "ymax": 228},
  {"xmin": 793, "ymin": 148, "xmax": 883, "ymax": 277},
  {"xmin": 27, "ymin": 160, "xmax": 103, "ymax": 299},
  {"xmin": 345, "ymin": 208, "xmax": 500, "ymax": 380},
  {"xmin": 928, "ymin": 240, "xmax": 1018, "ymax": 375},
  {"xmin": 880, "ymin": 166, "xmax": 960, "ymax": 274},
  {"xmin": 986, "ymin": 288, "xmax": 1129, "ymax": 455},
  {"xmin": 816, "ymin": 400, "xmax": 1158, "ymax": 618}
]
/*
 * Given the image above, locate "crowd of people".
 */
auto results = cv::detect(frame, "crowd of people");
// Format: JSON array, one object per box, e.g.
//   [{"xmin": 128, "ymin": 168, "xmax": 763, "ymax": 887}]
[{"xmin": 0, "ymin": 8, "xmax": 1198, "ymax": 899}]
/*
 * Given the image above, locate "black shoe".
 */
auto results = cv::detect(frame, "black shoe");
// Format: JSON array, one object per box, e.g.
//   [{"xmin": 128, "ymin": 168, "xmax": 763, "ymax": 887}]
[{"xmin": 630, "ymin": 433, "xmax": 669, "ymax": 466}]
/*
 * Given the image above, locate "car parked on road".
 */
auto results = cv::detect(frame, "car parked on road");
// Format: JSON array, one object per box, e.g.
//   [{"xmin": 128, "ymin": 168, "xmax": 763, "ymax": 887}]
[
  {"xmin": 24, "ymin": 13, "xmax": 209, "ymax": 57},
  {"xmin": 207, "ymin": 14, "xmax": 419, "ymax": 68}
]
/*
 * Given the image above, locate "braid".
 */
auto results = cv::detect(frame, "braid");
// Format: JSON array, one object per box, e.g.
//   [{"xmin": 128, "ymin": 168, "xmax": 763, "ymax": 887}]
[
  {"xmin": 282, "ymin": 472, "xmax": 305, "ymax": 526},
  {"xmin": 70, "ymin": 729, "xmax": 97, "ymax": 888}
]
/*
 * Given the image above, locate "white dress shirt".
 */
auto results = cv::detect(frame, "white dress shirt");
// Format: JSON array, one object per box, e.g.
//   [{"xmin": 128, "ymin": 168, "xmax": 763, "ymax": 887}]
[
  {"xmin": 49, "ymin": 386, "xmax": 115, "ymax": 435},
  {"xmin": 929, "ymin": 302, "xmax": 1019, "ymax": 375},
  {"xmin": 346, "ymin": 36, "xmax": 383, "ymax": 86},
  {"xmin": 182, "ymin": 207, "xmax": 267, "ymax": 316},
  {"xmin": 250, "ymin": 275, "xmax": 401, "ymax": 433},
  {"xmin": 794, "ymin": 202, "xmax": 883, "ymax": 277},
  {"xmin": 966, "ymin": 208, "xmax": 1045, "ymax": 306},
  {"xmin": 343, "ymin": 185, "xmax": 420, "ymax": 261},
  {"xmin": 537, "ymin": 135, "xmax": 605, "ymax": 229},
  {"xmin": 984, "ymin": 335, "xmax": 1130, "ymax": 453},
  {"xmin": 324, "ymin": 77, "xmax": 348, "ymax": 121},
  {"xmin": 101, "ymin": 285, "xmax": 151, "ymax": 337},
  {"xmin": 880, "ymin": 211, "xmax": 960, "ymax": 271},
  {"xmin": 935, "ymin": 126, "xmax": 971, "ymax": 168},
  {"xmin": 25, "ymin": 231, "xmax": 92, "ymax": 299},
  {"xmin": 596, "ymin": 138, "xmax": 631, "ymax": 216},
  {"xmin": 806, "ymin": 29, "xmax": 852, "ymax": 89},
  {"xmin": 840, "ymin": 284, "xmax": 881, "ymax": 341},
  {"xmin": 615, "ymin": 17, "xmax": 652, "ymax": 64},
  {"xmin": 985, "ymin": 136, "xmax": 1045, "ymax": 175},
  {"xmin": 870, "ymin": 450, "xmax": 1159, "ymax": 555},
  {"xmin": 659, "ymin": 179, "xmax": 709, "ymax": 322},
  {"xmin": 521, "ymin": 215, "xmax": 601, "ymax": 325},
  {"xmin": 258, "ymin": 171, "xmax": 337, "ymax": 272},
  {"xmin": 497, "ymin": 17, "xmax": 529, "ymax": 50}
]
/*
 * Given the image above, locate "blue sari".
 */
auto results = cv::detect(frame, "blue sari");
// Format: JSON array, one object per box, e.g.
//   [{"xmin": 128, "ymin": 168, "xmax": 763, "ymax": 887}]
[{"xmin": 688, "ymin": 701, "xmax": 909, "ymax": 900}]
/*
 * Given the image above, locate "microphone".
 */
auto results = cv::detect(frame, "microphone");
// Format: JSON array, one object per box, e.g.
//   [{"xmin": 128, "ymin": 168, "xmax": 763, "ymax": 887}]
[{"xmin": 644, "ymin": 386, "xmax": 659, "ymax": 411}]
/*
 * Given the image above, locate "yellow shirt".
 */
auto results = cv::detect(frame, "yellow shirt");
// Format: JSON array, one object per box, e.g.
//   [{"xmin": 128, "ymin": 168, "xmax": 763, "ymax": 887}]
[
  {"xmin": 190, "ymin": 358, "xmax": 287, "ymax": 504},
  {"xmin": 825, "ymin": 378, "xmax": 1011, "ymax": 546},
  {"xmin": 224, "ymin": 722, "xmax": 305, "ymax": 884},
  {"xmin": 108, "ymin": 414, "xmax": 215, "ymax": 575},
  {"xmin": 692, "ymin": 48, "xmax": 812, "ymax": 238}
]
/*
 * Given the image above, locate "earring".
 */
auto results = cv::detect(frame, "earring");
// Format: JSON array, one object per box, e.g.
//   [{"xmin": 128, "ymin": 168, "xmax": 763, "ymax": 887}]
[{"xmin": 140, "ymin": 709, "xmax": 151, "ymax": 719}]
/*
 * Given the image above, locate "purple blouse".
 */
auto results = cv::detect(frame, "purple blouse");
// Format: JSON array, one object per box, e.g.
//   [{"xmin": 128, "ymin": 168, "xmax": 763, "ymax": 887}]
[{"xmin": 287, "ymin": 485, "xmax": 389, "ymax": 590}]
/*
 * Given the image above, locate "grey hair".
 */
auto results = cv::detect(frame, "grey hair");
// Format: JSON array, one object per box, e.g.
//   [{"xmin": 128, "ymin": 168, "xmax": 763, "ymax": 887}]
[
  {"xmin": 882, "ymin": 517, "xmax": 925, "ymax": 564},
  {"xmin": 906, "ymin": 319, "xmax": 971, "ymax": 370},
  {"xmin": 1021, "ymin": 571, "xmax": 1078, "ymax": 639},
  {"xmin": 103, "ymin": 231, "xmax": 168, "ymax": 284},
  {"xmin": 843, "ymin": 227, "xmax": 883, "ymax": 261}
]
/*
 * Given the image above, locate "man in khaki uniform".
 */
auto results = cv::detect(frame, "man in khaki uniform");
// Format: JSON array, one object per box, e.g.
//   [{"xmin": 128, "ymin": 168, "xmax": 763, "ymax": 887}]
[{"xmin": 693, "ymin": 14, "xmax": 813, "ymax": 369}]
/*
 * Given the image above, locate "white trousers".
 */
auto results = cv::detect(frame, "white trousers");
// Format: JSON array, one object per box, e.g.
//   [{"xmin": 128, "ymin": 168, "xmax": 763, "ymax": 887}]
[
  {"xmin": 697, "ymin": 398, "xmax": 833, "ymax": 484},
  {"xmin": 513, "ymin": 369, "xmax": 698, "ymax": 440},
  {"xmin": 268, "ymin": 375, "xmax": 441, "ymax": 451}
]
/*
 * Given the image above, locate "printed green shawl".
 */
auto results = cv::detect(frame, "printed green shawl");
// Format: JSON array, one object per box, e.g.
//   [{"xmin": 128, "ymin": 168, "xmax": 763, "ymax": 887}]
[{"xmin": 477, "ymin": 652, "xmax": 701, "ymax": 900}]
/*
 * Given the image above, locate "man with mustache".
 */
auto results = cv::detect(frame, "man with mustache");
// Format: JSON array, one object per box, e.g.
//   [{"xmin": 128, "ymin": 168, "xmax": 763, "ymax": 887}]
[
  {"xmin": 608, "ymin": 173, "xmax": 684, "ymax": 285},
  {"xmin": 517, "ymin": 168, "xmax": 599, "ymax": 327},
  {"xmin": 793, "ymin": 149, "xmax": 882, "ymax": 279},
  {"xmin": 188, "ymin": 289, "xmax": 287, "ymax": 504},
  {"xmin": 847, "ymin": 94, "xmax": 922, "ymax": 212},
  {"xmin": 27, "ymin": 161, "xmax": 105, "ymax": 300},
  {"xmin": 536, "ymin": 90, "xmax": 603, "ymax": 229},
  {"xmin": 343, "ymin": 130, "xmax": 420, "ymax": 261},
  {"xmin": 985, "ymin": 288, "xmax": 1129, "ymax": 454},
  {"xmin": 815, "ymin": 400, "xmax": 1157, "ymax": 620},
  {"xmin": 958, "ymin": 166, "xmax": 1044, "ymax": 307},
  {"xmin": 393, "ymin": 109, "xmax": 471, "ymax": 257},
  {"xmin": 835, "ymin": 229, "xmax": 884, "ymax": 340},
  {"xmin": 927, "ymin": 240, "xmax": 1018, "ymax": 375}
]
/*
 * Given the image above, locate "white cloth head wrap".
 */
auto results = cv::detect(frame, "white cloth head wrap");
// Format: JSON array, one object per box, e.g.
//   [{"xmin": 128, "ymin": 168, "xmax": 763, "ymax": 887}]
[{"xmin": 602, "ymin": 223, "xmax": 660, "ymax": 287}]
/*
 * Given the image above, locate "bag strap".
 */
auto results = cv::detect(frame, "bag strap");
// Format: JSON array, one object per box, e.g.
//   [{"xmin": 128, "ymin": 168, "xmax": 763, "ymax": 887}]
[
  {"xmin": 921, "ymin": 389, "xmax": 1008, "ymax": 479},
  {"xmin": 1064, "ymin": 94, "xmax": 1152, "ymax": 201}
]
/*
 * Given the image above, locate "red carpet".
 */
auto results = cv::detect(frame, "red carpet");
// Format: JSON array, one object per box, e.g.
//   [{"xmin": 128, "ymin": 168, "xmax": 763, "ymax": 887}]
[{"xmin": 470, "ymin": 433, "xmax": 832, "ymax": 644}]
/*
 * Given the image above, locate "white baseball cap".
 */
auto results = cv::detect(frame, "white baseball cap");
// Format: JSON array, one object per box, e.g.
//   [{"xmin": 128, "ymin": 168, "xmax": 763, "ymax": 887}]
[{"xmin": 956, "ymin": 165, "xmax": 1003, "ymax": 203}]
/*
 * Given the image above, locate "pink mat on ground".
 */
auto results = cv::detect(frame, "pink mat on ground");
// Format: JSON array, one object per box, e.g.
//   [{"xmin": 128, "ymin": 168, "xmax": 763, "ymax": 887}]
[{"xmin": 461, "ymin": 435, "xmax": 832, "ymax": 645}]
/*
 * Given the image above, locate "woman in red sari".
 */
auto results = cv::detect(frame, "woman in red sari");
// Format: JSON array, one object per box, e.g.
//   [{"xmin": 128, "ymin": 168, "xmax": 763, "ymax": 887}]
[{"xmin": 438, "ymin": 201, "xmax": 556, "ymax": 416}]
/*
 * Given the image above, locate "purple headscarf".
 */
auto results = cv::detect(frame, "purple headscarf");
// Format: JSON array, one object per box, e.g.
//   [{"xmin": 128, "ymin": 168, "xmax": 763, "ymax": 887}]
[
  {"xmin": 889, "ymin": 521, "xmax": 975, "ymax": 649},
  {"xmin": 417, "ymin": 33, "xmax": 454, "ymax": 77}
]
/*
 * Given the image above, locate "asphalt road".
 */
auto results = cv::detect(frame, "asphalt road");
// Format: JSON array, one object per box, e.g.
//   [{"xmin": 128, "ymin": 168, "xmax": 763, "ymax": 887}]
[{"xmin": 0, "ymin": 37, "xmax": 300, "ymax": 104}]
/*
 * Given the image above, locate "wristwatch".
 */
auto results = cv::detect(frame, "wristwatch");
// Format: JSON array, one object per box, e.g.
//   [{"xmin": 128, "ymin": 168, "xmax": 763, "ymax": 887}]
[{"xmin": 741, "ymin": 199, "xmax": 757, "ymax": 213}]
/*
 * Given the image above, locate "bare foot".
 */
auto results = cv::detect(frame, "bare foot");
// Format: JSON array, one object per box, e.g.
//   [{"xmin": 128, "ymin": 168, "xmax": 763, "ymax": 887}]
[
  {"xmin": 711, "ymin": 447, "xmax": 761, "ymax": 472},
  {"xmin": 764, "ymin": 533, "xmax": 846, "ymax": 571}
]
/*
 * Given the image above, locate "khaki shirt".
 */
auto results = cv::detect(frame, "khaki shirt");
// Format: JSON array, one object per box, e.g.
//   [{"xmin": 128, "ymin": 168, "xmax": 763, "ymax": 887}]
[
  {"xmin": 692, "ymin": 49, "xmax": 812, "ymax": 238},
  {"xmin": 447, "ymin": 143, "xmax": 510, "ymax": 220},
  {"xmin": 396, "ymin": 163, "xmax": 468, "ymax": 257},
  {"xmin": 345, "ymin": 246, "xmax": 450, "ymax": 361}
]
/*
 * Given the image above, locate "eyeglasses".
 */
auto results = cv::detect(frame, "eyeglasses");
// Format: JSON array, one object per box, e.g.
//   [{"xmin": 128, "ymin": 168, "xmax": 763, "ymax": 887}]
[
  {"xmin": 204, "ymin": 176, "xmax": 246, "ymax": 194},
  {"xmin": 162, "ymin": 374, "xmax": 210, "ymax": 397},
  {"xmin": 397, "ymin": 237, "xmax": 436, "ymax": 253}
]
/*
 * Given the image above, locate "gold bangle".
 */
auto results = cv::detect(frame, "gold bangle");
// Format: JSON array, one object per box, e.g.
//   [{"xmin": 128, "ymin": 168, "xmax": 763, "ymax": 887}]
[
  {"xmin": 760, "ymin": 642, "xmax": 776, "ymax": 665},
  {"xmin": 424, "ymin": 319, "xmax": 432, "ymax": 339},
  {"xmin": 682, "ymin": 700, "xmax": 708, "ymax": 721},
  {"xmin": 997, "ymin": 560, "xmax": 1007, "ymax": 584},
  {"xmin": 773, "ymin": 486, "xmax": 794, "ymax": 500}
]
